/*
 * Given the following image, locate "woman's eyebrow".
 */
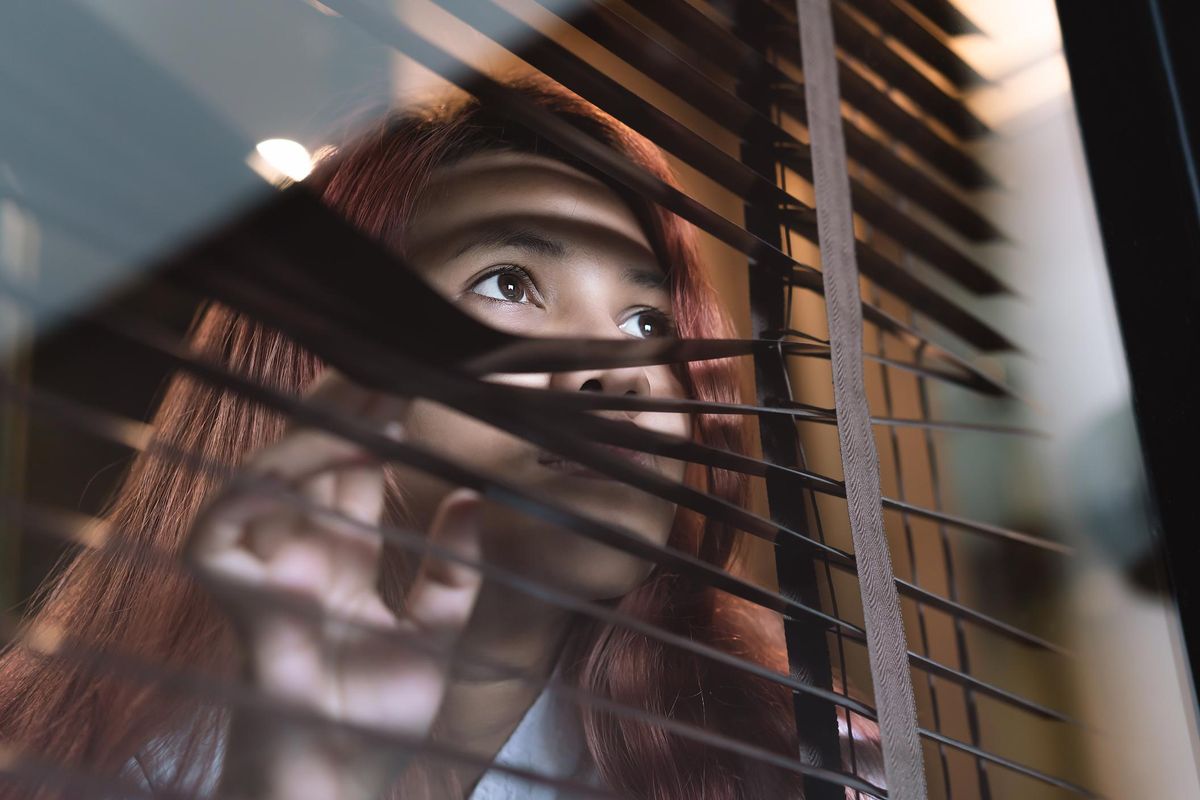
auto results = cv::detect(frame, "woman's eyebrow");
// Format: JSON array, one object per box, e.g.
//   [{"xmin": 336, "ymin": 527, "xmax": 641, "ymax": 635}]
[
  {"xmin": 447, "ymin": 221, "xmax": 664, "ymax": 288},
  {"xmin": 622, "ymin": 266, "xmax": 668, "ymax": 291},
  {"xmin": 451, "ymin": 225, "xmax": 568, "ymax": 259}
]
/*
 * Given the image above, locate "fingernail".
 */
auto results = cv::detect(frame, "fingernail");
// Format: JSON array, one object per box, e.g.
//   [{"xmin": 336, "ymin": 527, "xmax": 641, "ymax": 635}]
[{"xmin": 381, "ymin": 420, "xmax": 405, "ymax": 441}]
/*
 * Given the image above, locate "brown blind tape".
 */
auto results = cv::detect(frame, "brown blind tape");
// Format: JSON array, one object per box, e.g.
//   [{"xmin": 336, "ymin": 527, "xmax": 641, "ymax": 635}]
[{"xmin": 794, "ymin": 1, "xmax": 929, "ymax": 797}]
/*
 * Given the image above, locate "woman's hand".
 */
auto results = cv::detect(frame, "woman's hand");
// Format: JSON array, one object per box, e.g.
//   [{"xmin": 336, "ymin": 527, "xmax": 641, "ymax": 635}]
[{"xmin": 185, "ymin": 371, "xmax": 484, "ymax": 800}]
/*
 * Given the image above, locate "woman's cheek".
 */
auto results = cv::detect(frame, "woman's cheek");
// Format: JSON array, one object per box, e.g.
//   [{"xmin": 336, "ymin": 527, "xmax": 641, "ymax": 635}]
[
  {"xmin": 403, "ymin": 398, "xmax": 518, "ymax": 460},
  {"xmin": 393, "ymin": 400, "xmax": 522, "ymax": 519}
]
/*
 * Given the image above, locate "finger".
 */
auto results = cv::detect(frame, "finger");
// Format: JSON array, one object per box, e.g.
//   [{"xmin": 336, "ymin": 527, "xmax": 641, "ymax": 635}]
[
  {"xmin": 250, "ymin": 498, "xmax": 380, "ymax": 604},
  {"xmin": 300, "ymin": 468, "xmax": 338, "ymax": 509},
  {"xmin": 247, "ymin": 609, "xmax": 328, "ymax": 704},
  {"xmin": 405, "ymin": 488, "xmax": 485, "ymax": 643},
  {"xmin": 263, "ymin": 523, "xmax": 336, "ymax": 596},
  {"xmin": 324, "ymin": 460, "xmax": 388, "ymax": 594},
  {"xmin": 300, "ymin": 497, "xmax": 387, "ymax": 603},
  {"xmin": 244, "ymin": 406, "xmax": 405, "ymax": 488},
  {"xmin": 302, "ymin": 437, "xmax": 397, "ymax": 596},
  {"xmin": 243, "ymin": 367, "xmax": 409, "ymax": 485},
  {"xmin": 332, "ymin": 459, "xmax": 386, "ymax": 526},
  {"xmin": 187, "ymin": 474, "xmax": 290, "ymax": 560},
  {"xmin": 244, "ymin": 506, "xmax": 302, "ymax": 563},
  {"xmin": 230, "ymin": 463, "xmax": 388, "ymax": 603},
  {"xmin": 302, "ymin": 368, "xmax": 411, "ymax": 436},
  {"xmin": 189, "ymin": 544, "xmax": 266, "ymax": 589},
  {"xmin": 246, "ymin": 428, "xmax": 373, "ymax": 486}
]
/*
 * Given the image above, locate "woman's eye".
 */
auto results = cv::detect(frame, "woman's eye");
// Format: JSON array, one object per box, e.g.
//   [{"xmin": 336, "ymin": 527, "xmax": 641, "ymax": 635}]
[
  {"xmin": 469, "ymin": 269, "xmax": 531, "ymax": 303},
  {"xmin": 619, "ymin": 310, "xmax": 673, "ymax": 339}
]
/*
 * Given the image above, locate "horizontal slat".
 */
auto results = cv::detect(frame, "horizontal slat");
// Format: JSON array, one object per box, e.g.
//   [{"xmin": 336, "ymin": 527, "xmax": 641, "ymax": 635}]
[
  {"xmin": 11, "ymin": 520, "xmax": 1086, "ymax": 798},
  {"xmin": 2, "ymin": 375, "xmax": 1076, "ymax": 731},
  {"xmin": 893, "ymin": 578, "xmax": 1070, "ymax": 655},
  {"xmin": 2, "ymin": 0, "xmax": 1060, "ymax": 676},
  {"xmin": 435, "ymin": 0, "xmax": 1012, "ymax": 325},
  {"xmin": 845, "ymin": 191, "xmax": 1006, "ymax": 294},
  {"xmin": 0, "ymin": 378, "xmax": 882, "ymax": 723},
  {"xmin": 7, "ymin": 248, "xmax": 1063, "ymax": 663},
  {"xmin": 255, "ymin": 1, "xmax": 1018, "ymax": 353},
  {"xmin": 792, "ymin": 289, "xmax": 1019, "ymax": 395},
  {"xmin": 775, "ymin": 77, "xmax": 995, "ymax": 193},
  {"xmin": 543, "ymin": 0, "xmax": 991, "ymax": 199},
  {"xmin": 918, "ymin": 728, "xmax": 1098, "ymax": 797},
  {"xmin": 783, "ymin": 198, "xmax": 1006, "ymax": 293},
  {"xmin": 103, "ymin": 308, "xmax": 871, "ymax": 627},
  {"xmin": 785, "ymin": 340, "xmax": 1014, "ymax": 397},
  {"xmin": 156, "ymin": 192, "xmax": 1038, "ymax": 562},
  {"xmin": 532, "ymin": 0, "xmax": 1006, "ymax": 281},
  {"xmin": 751, "ymin": 0, "xmax": 991, "ymax": 139},
  {"xmin": 156, "ymin": 215, "xmax": 1065, "ymax": 623},
  {"xmin": 0, "ymin": 549, "xmax": 882, "ymax": 797},
  {"xmin": 0, "ymin": 608, "xmax": 623, "ymax": 799},
  {"xmin": 834, "ymin": 111, "xmax": 1001, "ymax": 240},
  {"xmin": 632, "ymin": 0, "xmax": 996, "ymax": 188},
  {"xmin": 860, "ymin": 350, "xmax": 1006, "ymax": 396},
  {"xmin": 787, "ymin": 260, "xmax": 1014, "ymax": 352},
  {"xmin": 899, "ymin": 0, "xmax": 983, "ymax": 36},
  {"xmin": 839, "ymin": 0, "xmax": 987, "ymax": 87},
  {"xmin": 907, "ymin": 652, "xmax": 1074, "ymax": 724},
  {"xmin": 0, "ymin": 172, "xmax": 1014, "ymax": 415},
  {"xmin": 868, "ymin": 414, "xmax": 1042, "ymax": 437},
  {"xmin": 6, "ymin": 0, "xmax": 1013, "ymax": 354},
  {"xmin": 439, "ymin": 1, "xmax": 796, "ymax": 205}
]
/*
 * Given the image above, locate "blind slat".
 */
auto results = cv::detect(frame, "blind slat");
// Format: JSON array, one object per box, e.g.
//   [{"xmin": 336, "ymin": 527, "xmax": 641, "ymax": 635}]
[
  {"xmin": 900, "ymin": 0, "xmax": 983, "ymax": 36},
  {"xmin": 755, "ymin": 0, "xmax": 990, "ymax": 138},
  {"xmin": 435, "ymin": 0, "xmax": 1011, "ymax": 305},
  {"xmin": 0, "ymin": 375, "xmax": 1074, "ymax": 725},
  {"xmin": 635, "ymin": 0, "xmax": 995, "ymax": 187},
  {"xmin": 840, "ymin": 0, "xmax": 987, "ymax": 88},
  {"xmin": 527, "ymin": 0, "xmax": 1006, "ymax": 286}
]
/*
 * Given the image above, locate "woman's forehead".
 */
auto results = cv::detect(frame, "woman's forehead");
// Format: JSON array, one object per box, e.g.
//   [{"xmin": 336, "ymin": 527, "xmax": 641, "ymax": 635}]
[{"xmin": 405, "ymin": 151, "xmax": 655, "ymax": 262}]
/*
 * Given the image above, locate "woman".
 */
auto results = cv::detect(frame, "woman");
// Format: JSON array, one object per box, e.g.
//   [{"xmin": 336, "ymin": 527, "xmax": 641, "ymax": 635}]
[{"xmin": 0, "ymin": 78, "xmax": 877, "ymax": 799}]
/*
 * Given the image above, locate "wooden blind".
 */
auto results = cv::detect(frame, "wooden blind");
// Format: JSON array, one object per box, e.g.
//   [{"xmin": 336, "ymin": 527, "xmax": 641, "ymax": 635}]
[{"xmin": 2, "ymin": 1, "xmax": 1177, "ymax": 798}]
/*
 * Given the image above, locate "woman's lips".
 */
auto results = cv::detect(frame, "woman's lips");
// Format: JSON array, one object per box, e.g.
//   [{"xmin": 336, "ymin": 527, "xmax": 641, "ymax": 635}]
[{"xmin": 536, "ymin": 444, "xmax": 654, "ymax": 480}]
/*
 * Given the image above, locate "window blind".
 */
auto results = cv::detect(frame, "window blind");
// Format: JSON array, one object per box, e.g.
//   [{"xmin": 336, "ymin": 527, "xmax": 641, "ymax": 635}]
[{"xmin": 0, "ymin": 1, "xmax": 1182, "ymax": 798}]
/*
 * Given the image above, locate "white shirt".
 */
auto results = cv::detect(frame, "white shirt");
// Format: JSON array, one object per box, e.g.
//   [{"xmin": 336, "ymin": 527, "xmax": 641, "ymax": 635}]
[{"xmin": 469, "ymin": 682, "xmax": 601, "ymax": 799}]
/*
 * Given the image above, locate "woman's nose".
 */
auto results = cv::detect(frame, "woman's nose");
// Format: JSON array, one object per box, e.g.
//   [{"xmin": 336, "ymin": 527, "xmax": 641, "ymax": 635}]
[{"xmin": 549, "ymin": 366, "xmax": 651, "ymax": 418}]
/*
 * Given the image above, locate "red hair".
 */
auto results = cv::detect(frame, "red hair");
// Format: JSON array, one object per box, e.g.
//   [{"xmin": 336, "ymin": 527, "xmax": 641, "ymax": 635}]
[{"xmin": 0, "ymin": 78, "xmax": 856, "ymax": 799}]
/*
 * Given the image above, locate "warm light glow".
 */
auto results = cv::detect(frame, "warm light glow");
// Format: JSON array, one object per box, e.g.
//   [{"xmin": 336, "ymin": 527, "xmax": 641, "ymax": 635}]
[{"xmin": 253, "ymin": 138, "xmax": 313, "ymax": 182}]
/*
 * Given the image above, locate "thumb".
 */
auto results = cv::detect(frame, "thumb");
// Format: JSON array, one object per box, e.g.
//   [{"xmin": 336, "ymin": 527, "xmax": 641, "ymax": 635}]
[{"xmin": 404, "ymin": 488, "xmax": 485, "ymax": 643}]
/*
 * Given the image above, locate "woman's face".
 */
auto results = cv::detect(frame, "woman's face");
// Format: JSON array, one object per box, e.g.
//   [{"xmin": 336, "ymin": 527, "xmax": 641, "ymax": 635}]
[{"xmin": 393, "ymin": 151, "xmax": 690, "ymax": 599}]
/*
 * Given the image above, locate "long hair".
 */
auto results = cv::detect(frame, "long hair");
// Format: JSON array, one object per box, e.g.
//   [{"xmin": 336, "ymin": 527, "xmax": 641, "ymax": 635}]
[{"xmin": 0, "ymin": 78, "xmax": 855, "ymax": 799}]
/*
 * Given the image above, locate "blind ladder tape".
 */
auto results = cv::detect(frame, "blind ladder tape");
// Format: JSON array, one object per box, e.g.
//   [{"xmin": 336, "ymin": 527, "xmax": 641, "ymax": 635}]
[{"xmin": 794, "ymin": 1, "xmax": 929, "ymax": 798}]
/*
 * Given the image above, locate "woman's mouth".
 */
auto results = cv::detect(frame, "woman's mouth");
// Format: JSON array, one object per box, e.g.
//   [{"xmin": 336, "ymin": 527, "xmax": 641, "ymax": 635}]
[{"xmin": 536, "ymin": 444, "xmax": 655, "ymax": 480}]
